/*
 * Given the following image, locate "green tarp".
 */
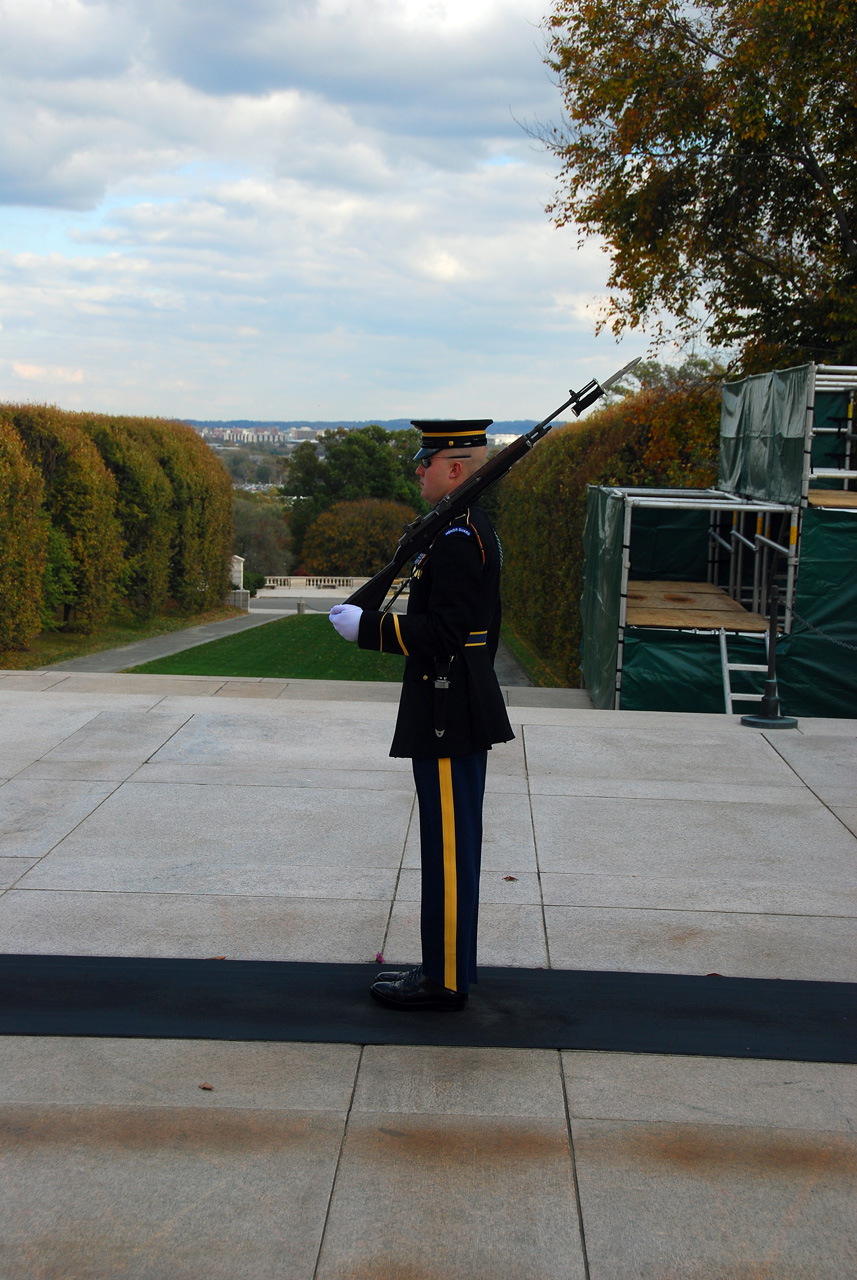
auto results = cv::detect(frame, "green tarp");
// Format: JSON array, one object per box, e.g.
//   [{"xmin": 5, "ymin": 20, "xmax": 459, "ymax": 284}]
[
  {"xmin": 580, "ymin": 486, "xmax": 624, "ymax": 709},
  {"xmin": 629, "ymin": 506, "xmax": 710, "ymax": 581},
  {"xmin": 620, "ymin": 630, "xmax": 766, "ymax": 714},
  {"xmin": 779, "ymin": 506, "xmax": 857, "ymax": 717},
  {"xmin": 811, "ymin": 391, "xmax": 851, "ymax": 486},
  {"xmin": 581, "ymin": 492, "xmax": 857, "ymax": 718},
  {"xmin": 719, "ymin": 364, "xmax": 810, "ymax": 504}
]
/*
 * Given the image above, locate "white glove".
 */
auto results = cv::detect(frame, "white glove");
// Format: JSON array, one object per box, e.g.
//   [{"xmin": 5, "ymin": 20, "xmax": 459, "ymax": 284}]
[{"xmin": 329, "ymin": 603, "xmax": 362, "ymax": 642}]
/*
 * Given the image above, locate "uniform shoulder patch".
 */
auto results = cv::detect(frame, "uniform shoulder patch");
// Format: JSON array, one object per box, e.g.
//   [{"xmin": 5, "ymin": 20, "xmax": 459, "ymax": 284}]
[{"xmin": 444, "ymin": 526, "xmax": 471, "ymax": 537}]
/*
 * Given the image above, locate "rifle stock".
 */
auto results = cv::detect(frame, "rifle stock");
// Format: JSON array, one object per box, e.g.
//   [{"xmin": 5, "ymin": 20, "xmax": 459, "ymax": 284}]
[{"xmin": 344, "ymin": 358, "xmax": 640, "ymax": 612}]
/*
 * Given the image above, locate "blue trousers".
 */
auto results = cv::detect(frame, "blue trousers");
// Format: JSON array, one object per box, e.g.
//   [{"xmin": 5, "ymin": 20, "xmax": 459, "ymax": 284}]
[{"xmin": 412, "ymin": 751, "xmax": 488, "ymax": 994}]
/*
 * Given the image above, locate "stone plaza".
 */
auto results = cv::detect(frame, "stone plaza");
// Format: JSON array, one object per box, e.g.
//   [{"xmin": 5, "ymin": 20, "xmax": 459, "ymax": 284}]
[{"xmin": 0, "ymin": 666, "xmax": 854, "ymax": 1278}]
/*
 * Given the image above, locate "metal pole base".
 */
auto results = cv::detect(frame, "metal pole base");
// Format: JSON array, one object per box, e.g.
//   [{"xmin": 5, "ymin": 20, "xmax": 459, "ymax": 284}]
[{"xmin": 740, "ymin": 714, "xmax": 799, "ymax": 729}]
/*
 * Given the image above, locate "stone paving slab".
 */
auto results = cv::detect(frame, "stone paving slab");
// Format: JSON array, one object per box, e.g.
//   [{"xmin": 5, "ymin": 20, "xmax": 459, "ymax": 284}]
[
  {"xmin": 571, "ymin": 1116, "xmax": 855, "ymax": 1280},
  {"xmin": 543, "ymin": 904, "xmax": 857, "ymax": 983},
  {"xmin": 0, "ymin": 1103, "xmax": 347, "ymax": 1279},
  {"xmin": 0, "ymin": 779, "xmax": 117, "ymax": 859},
  {"xmin": 523, "ymin": 721, "xmax": 803, "ymax": 786},
  {"xmin": 315, "ymin": 1110, "xmax": 586, "ymax": 1280},
  {"xmin": 561, "ymin": 1049, "xmax": 857, "ymax": 1130},
  {"xmin": 0, "ymin": 890, "xmax": 393, "ymax": 962},
  {"xmin": 539, "ymin": 869, "xmax": 857, "ymax": 916},
  {"xmin": 1, "ymin": 1036, "xmax": 853, "ymax": 1279},
  {"xmin": 530, "ymin": 792, "xmax": 856, "ymax": 877}
]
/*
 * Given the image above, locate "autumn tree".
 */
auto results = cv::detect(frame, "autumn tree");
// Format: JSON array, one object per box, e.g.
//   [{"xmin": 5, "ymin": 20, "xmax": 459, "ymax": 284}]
[
  {"xmin": 543, "ymin": 0, "xmax": 857, "ymax": 368},
  {"xmin": 303, "ymin": 500, "xmax": 417, "ymax": 577},
  {"xmin": 233, "ymin": 493, "xmax": 292, "ymax": 578},
  {"xmin": 281, "ymin": 425, "xmax": 424, "ymax": 556}
]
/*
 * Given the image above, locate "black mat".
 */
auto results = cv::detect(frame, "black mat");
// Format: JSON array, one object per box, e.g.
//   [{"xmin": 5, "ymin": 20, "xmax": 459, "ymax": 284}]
[{"xmin": 1, "ymin": 956, "xmax": 854, "ymax": 1062}]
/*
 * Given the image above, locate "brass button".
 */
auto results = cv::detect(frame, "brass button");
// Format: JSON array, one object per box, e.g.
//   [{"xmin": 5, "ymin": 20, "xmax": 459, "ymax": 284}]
[{"xmin": 423, "ymin": 674, "xmax": 428, "ymax": 680}]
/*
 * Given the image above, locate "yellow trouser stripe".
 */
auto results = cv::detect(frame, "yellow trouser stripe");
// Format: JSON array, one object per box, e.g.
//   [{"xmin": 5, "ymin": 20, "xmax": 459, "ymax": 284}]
[
  {"xmin": 438, "ymin": 757, "xmax": 457, "ymax": 991},
  {"xmin": 392, "ymin": 612, "xmax": 409, "ymax": 655}
]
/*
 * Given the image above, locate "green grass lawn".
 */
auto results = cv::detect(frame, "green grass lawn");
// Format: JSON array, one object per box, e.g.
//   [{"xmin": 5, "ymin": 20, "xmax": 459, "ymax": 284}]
[
  {"xmin": 126, "ymin": 613, "xmax": 405, "ymax": 681},
  {"xmin": 127, "ymin": 612, "xmax": 565, "ymax": 685},
  {"xmin": 0, "ymin": 606, "xmax": 245, "ymax": 671}
]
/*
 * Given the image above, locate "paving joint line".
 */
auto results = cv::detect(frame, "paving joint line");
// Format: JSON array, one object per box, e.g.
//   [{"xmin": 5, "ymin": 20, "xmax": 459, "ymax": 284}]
[
  {"xmin": 1, "ymin": 706, "xmax": 147, "ymax": 896},
  {"xmin": 763, "ymin": 734, "xmax": 856, "ymax": 837},
  {"xmin": 312, "ymin": 1043, "xmax": 364, "ymax": 1280},
  {"xmin": 379, "ymin": 789, "xmax": 417, "ymax": 963},
  {"xmin": 522, "ymin": 726, "xmax": 553, "ymax": 971},
  {"xmin": 559, "ymin": 1051, "xmax": 591, "ymax": 1280},
  {"xmin": 5, "ymin": 885, "xmax": 855, "ymax": 923},
  {"xmin": 2, "ymin": 705, "xmax": 104, "ymax": 785}
]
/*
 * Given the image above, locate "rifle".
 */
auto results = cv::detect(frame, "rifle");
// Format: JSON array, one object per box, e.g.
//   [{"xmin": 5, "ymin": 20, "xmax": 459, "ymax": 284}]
[{"xmin": 345, "ymin": 356, "xmax": 641, "ymax": 612}]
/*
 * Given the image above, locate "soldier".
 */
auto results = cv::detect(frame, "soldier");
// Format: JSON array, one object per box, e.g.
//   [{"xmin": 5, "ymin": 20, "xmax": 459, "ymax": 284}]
[{"xmin": 329, "ymin": 420, "xmax": 514, "ymax": 1010}]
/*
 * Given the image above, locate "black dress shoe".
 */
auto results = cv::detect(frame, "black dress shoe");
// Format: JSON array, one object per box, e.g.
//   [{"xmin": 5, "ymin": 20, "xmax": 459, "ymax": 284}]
[
  {"xmin": 375, "ymin": 969, "xmax": 409, "ymax": 982},
  {"xmin": 370, "ymin": 966, "xmax": 467, "ymax": 1011}
]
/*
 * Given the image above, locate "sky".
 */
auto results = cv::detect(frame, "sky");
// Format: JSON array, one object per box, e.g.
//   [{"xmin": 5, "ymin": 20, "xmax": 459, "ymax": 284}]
[{"xmin": 0, "ymin": 0, "xmax": 638, "ymax": 420}]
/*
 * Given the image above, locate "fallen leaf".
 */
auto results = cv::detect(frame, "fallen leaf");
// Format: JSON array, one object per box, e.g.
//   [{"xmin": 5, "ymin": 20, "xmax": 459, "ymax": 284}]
[
  {"xmin": 199, "ymin": 1083, "xmax": 214, "ymax": 1091},
  {"xmin": 375, "ymin": 952, "xmax": 385, "ymax": 963},
  {"xmin": 209, "ymin": 956, "xmax": 226, "ymax": 961},
  {"xmin": 503, "ymin": 875, "xmax": 518, "ymax": 882}
]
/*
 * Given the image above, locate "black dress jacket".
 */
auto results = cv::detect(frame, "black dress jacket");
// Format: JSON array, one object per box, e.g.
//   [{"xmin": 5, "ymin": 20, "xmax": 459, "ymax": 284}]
[{"xmin": 357, "ymin": 505, "xmax": 515, "ymax": 759}]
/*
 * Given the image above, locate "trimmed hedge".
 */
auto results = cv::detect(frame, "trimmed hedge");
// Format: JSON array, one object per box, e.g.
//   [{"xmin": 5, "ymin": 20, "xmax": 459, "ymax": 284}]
[
  {"xmin": 121, "ymin": 419, "xmax": 233, "ymax": 613},
  {"xmin": 80, "ymin": 417, "xmax": 176, "ymax": 617},
  {"xmin": 0, "ymin": 404, "xmax": 234, "ymax": 649},
  {"xmin": 496, "ymin": 382, "xmax": 720, "ymax": 684},
  {"xmin": 9, "ymin": 405, "xmax": 123, "ymax": 633},
  {"xmin": 0, "ymin": 415, "xmax": 48, "ymax": 649}
]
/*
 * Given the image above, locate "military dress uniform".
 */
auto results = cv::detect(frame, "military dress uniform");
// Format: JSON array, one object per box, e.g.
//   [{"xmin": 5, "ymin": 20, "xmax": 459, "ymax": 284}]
[{"xmin": 356, "ymin": 421, "xmax": 514, "ymax": 1004}]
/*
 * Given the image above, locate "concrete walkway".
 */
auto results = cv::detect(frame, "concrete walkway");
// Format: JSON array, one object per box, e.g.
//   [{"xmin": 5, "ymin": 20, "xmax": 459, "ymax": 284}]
[
  {"xmin": 52, "ymin": 586, "xmax": 536, "ymax": 687},
  {"xmin": 0, "ymin": 672, "xmax": 854, "ymax": 1277}
]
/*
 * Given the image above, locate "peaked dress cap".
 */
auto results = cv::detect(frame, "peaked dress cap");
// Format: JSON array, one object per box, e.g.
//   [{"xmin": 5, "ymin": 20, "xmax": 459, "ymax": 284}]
[{"xmin": 411, "ymin": 419, "xmax": 493, "ymax": 460}]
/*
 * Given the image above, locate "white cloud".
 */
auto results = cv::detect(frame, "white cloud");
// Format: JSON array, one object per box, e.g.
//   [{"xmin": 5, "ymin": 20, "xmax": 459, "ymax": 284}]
[
  {"xmin": 0, "ymin": 0, "xmax": 637, "ymax": 417},
  {"xmin": 12, "ymin": 360, "xmax": 84, "ymax": 384}
]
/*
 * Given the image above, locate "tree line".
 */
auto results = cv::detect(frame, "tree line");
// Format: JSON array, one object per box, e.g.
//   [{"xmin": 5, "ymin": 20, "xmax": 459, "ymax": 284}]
[
  {"xmin": 0, "ymin": 404, "xmax": 233, "ymax": 652},
  {"xmin": 268, "ymin": 423, "xmax": 425, "ymax": 575}
]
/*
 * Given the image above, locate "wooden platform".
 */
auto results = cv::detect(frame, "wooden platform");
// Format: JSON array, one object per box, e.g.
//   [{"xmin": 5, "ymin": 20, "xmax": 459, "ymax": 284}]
[
  {"xmin": 807, "ymin": 488, "xmax": 857, "ymax": 508},
  {"xmin": 625, "ymin": 581, "xmax": 770, "ymax": 631}
]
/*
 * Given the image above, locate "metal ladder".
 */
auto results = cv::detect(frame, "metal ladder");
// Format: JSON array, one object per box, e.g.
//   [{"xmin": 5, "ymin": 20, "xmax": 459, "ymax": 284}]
[{"xmin": 719, "ymin": 629, "xmax": 768, "ymax": 714}]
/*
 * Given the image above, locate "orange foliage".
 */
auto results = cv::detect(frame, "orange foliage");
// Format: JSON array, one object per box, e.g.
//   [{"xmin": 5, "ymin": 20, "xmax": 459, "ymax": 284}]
[{"xmin": 303, "ymin": 500, "xmax": 416, "ymax": 577}]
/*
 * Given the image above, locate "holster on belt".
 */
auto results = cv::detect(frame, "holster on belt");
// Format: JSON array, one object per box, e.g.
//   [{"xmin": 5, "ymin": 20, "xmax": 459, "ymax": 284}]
[{"xmin": 433, "ymin": 656, "xmax": 453, "ymax": 739}]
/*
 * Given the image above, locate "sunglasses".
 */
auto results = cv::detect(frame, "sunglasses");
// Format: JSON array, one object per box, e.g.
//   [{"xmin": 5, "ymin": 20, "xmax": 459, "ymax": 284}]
[{"xmin": 419, "ymin": 454, "xmax": 471, "ymax": 468}]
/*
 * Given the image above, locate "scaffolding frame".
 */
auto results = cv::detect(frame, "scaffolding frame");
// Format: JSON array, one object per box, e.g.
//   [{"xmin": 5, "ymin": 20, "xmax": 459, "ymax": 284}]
[
  {"xmin": 610, "ymin": 489, "xmax": 796, "ymax": 709},
  {"xmin": 584, "ymin": 364, "xmax": 857, "ymax": 711},
  {"xmin": 805, "ymin": 365, "xmax": 857, "ymax": 495}
]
